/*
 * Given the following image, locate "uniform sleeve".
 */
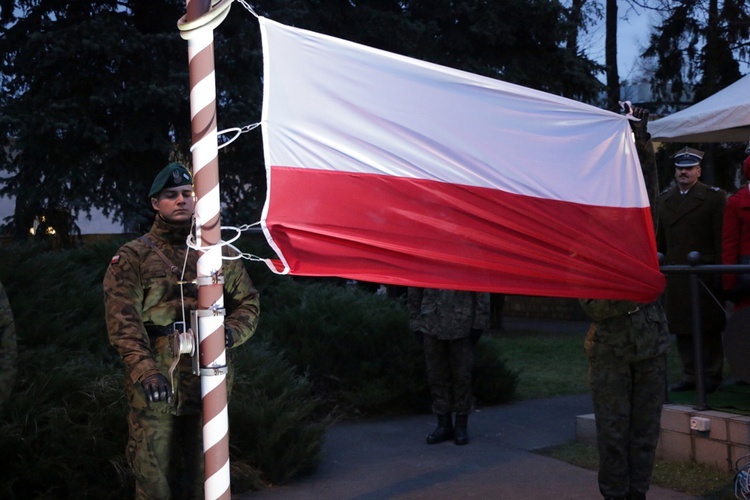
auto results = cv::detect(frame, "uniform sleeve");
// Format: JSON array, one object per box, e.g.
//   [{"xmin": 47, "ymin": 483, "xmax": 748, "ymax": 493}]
[
  {"xmin": 406, "ymin": 287, "xmax": 424, "ymax": 332},
  {"xmin": 0, "ymin": 283, "xmax": 17, "ymax": 404},
  {"xmin": 103, "ymin": 247, "xmax": 159, "ymax": 384},
  {"xmin": 222, "ymin": 259, "xmax": 260, "ymax": 349},
  {"xmin": 722, "ymin": 196, "xmax": 740, "ymax": 290},
  {"xmin": 636, "ymin": 137, "xmax": 658, "ymax": 216},
  {"xmin": 472, "ymin": 292, "xmax": 491, "ymax": 330}
]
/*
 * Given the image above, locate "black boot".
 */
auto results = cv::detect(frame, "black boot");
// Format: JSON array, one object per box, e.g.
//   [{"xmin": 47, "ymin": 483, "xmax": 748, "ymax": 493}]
[
  {"xmin": 628, "ymin": 492, "xmax": 646, "ymax": 500},
  {"xmin": 454, "ymin": 414, "xmax": 469, "ymax": 445},
  {"xmin": 426, "ymin": 414, "xmax": 453, "ymax": 444}
]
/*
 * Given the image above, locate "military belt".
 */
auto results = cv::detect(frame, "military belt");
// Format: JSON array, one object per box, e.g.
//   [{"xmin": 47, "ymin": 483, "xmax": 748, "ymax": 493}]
[{"xmin": 145, "ymin": 322, "xmax": 186, "ymax": 338}]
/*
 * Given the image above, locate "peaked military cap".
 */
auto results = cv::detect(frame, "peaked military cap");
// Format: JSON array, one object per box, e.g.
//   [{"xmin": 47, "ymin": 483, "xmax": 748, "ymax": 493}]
[
  {"xmin": 148, "ymin": 163, "xmax": 193, "ymax": 198},
  {"xmin": 672, "ymin": 147, "xmax": 704, "ymax": 168}
]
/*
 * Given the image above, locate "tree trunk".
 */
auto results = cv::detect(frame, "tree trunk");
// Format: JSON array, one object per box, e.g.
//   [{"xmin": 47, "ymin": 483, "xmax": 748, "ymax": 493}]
[
  {"xmin": 566, "ymin": 0, "xmax": 583, "ymax": 53},
  {"xmin": 605, "ymin": 0, "xmax": 620, "ymax": 111},
  {"xmin": 700, "ymin": 0, "xmax": 720, "ymax": 185}
]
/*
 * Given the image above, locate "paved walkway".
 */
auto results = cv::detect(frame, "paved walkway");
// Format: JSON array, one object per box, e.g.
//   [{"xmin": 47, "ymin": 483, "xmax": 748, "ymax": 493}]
[
  {"xmin": 237, "ymin": 318, "xmax": 701, "ymax": 499},
  {"xmin": 240, "ymin": 394, "xmax": 699, "ymax": 499}
]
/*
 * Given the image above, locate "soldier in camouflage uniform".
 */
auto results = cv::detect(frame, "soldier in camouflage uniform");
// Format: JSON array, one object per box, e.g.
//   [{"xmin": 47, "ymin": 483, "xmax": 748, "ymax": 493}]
[
  {"xmin": 579, "ymin": 107, "xmax": 669, "ymax": 500},
  {"xmin": 408, "ymin": 287, "xmax": 490, "ymax": 445},
  {"xmin": 580, "ymin": 300, "xmax": 670, "ymax": 500},
  {"xmin": 0, "ymin": 280, "xmax": 17, "ymax": 405},
  {"xmin": 103, "ymin": 163, "xmax": 260, "ymax": 499}
]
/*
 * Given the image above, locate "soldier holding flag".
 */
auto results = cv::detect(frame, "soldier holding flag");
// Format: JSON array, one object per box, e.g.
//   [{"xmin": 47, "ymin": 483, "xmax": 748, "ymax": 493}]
[{"xmin": 104, "ymin": 163, "xmax": 260, "ymax": 499}]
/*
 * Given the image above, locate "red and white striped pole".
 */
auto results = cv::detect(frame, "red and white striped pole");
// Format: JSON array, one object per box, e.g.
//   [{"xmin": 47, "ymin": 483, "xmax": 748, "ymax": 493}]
[{"xmin": 178, "ymin": 1, "xmax": 234, "ymax": 498}]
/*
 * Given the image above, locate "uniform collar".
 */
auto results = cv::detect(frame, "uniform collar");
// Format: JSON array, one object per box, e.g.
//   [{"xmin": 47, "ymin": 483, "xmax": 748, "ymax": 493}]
[{"xmin": 149, "ymin": 214, "xmax": 193, "ymax": 245}]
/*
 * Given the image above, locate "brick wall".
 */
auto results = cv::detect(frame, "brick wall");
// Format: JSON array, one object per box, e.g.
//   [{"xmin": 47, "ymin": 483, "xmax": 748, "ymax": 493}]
[{"xmin": 578, "ymin": 405, "xmax": 750, "ymax": 472}]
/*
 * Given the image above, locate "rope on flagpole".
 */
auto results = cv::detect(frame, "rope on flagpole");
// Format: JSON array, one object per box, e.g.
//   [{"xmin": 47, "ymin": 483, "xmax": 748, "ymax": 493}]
[
  {"xmin": 234, "ymin": 0, "xmax": 259, "ymax": 17},
  {"xmin": 186, "ymin": 223, "xmax": 266, "ymax": 261},
  {"xmin": 178, "ymin": 0, "xmax": 284, "ymax": 282},
  {"xmin": 213, "ymin": 123, "xmax": 260, "ymax": 150}
]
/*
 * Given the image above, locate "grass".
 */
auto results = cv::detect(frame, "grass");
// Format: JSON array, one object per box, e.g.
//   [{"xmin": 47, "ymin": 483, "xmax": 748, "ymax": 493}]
[
  {"xmin": 493, "ymin": 318, "xmax": 740, "ymax": 500},
  {"xmin": 491, "ymin": 322, "xmax": 687, "ymax": 401},
  {"xmin": 491, "ymin": 332, "xmax": 590, "ymax": 400},
  {"xmin": 538, "ymin": 442, "xmax": 738, "ymax": 499}
]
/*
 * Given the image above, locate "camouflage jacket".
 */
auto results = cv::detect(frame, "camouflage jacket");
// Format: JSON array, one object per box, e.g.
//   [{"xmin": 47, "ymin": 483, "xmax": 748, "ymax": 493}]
[
  {"xmin": 579, "ymin": 299, "xmax": 670, "ymax": 364},
  {"xmin": 0, "ymin": 280, "xmax": 17, "ymax": 404},
  {"xmin": 407, "ymin": 288, "xmax": 490, "ymax": 340},
  {"xmin": 103, "ymin": 216, "xmax": 260, "ymax": 413}
]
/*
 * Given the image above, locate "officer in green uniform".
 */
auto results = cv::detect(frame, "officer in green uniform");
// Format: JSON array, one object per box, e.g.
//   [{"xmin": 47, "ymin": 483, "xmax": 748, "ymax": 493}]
[
  {"xmin": 103, "ymin": 163, "xmax": 260, "ymax": 499},
  {"xmin": 408, "ymin": 287, "xmax": 489, "ymax": 446},
  {"xmin": 0, "ymin": 280, "xmax": 17, "ymax": 405},
  {"xmin": 656, "ymin": 146, "xmax": 727, "ymax": 393},
  {"xmin": 579, "ymin": 107, "xmax": 670, "ymax": 500}
]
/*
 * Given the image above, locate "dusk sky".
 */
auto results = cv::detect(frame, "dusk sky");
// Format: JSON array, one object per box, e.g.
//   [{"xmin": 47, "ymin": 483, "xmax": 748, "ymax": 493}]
[{"xmin": 584, "ymin": 0, "xmax": 656, "ymax": 82}]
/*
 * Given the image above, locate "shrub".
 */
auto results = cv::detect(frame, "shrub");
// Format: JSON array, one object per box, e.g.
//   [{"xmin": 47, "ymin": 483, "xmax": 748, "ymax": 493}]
[
  {"xmin": 256, "ymin": 280, "xmax": 429, "ymax": 415},
  {"xmin": 0, "ymin": 241, "xmax": 328, "ymax": 496},
  {"xmin": 257, "ymin": 279, "xmax": 518, "ymax": 416},
  {"xmin": 473, "ymin": 336, "xmax": 521, "ymax": 406},
  {"xmin": 0, "ymin": 350, "xmax": 132, "ymax": 499},
  {"xmin": 229, "ymin": 341, "xmax": 330, "ymax": 489}
]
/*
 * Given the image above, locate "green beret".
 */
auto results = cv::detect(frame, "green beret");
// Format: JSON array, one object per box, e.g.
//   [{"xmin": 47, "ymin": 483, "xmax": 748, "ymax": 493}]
[{"xmin": 149, "ymin": 163, "xmax": 193, "ymax": 198}]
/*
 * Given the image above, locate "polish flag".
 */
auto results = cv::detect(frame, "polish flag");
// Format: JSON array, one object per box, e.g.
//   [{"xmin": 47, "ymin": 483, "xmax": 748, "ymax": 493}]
[{"xmin": 257, "ymin": 17, "xmax": 665, "ymax": 302}]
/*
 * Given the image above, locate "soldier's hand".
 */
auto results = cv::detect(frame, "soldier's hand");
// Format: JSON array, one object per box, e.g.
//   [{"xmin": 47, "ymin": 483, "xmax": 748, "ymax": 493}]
[
  {"xmin": 141, "ymin": 373, "xmax": 173, "ymax": 404},
  {"xmin": 629, "ymin": 106, "xmax": 650, "ymax": 141}
]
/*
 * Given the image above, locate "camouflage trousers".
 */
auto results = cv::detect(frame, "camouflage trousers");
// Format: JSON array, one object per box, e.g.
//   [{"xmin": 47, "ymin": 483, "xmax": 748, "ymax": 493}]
[
  {"xmin": 589, "ymin": 353, "xmax": 667, "ymax": 498},
  {"xmin": 423, "ymin": 334, "xmax": 473, "ymax": 415},
  {"xmin": 127, "ymin": 408, "xmax": 204, "ymax": 500}
]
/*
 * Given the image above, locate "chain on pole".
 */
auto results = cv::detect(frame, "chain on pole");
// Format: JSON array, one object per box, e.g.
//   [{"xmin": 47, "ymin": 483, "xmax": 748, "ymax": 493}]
[{"xmin": 178, "ymin": 1, "xmax": 233, "ymax": 498}]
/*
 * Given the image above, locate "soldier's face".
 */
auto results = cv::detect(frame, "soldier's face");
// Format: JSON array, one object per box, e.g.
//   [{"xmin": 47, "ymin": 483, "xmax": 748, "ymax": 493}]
[
  {"xmin": 675, "ymin": 166, "xmax": 701, "ymax": 190},
  {"xmin": 151, "ymin": 186, "xmax": 195, "ymax": 223}
]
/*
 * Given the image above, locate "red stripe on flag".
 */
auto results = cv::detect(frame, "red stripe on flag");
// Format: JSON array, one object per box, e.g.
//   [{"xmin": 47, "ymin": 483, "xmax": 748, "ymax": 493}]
[{"xmin": 264, "ymin": 166, "xmax": 664, "ymax": 301}]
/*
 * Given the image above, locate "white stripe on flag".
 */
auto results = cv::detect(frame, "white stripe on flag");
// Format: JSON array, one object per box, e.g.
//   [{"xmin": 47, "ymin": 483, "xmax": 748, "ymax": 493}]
[{"xmin": 259, "ymin": 17, "xmax": 647, "ymax": 208}]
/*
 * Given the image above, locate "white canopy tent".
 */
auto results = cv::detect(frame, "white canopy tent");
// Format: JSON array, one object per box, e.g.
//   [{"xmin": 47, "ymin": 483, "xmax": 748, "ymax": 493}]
[{"xmin": 649, "ymin": 74, "xmax": 750, "ymax": 143}]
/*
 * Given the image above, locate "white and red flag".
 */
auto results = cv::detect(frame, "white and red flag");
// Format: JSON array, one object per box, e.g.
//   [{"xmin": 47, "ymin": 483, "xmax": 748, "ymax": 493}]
[{"xmin": 257, "ymin": 17, "xmax": 665, "ymax": 302}]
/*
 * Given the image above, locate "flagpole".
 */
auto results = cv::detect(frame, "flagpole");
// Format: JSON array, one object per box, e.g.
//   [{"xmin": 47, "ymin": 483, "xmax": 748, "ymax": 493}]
[{"xmin": 178, "ymin": 1, "xmax": 234, "ymax": 498}]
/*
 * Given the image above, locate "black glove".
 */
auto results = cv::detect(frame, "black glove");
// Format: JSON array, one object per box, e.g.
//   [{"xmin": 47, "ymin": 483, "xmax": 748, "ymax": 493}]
[
  {"xmin": 224, "ymin": 326, "xmax": 235, "ymax": 349},
  {"xmin": 141, "ymin": 373, "xmax": 173, "ymax": 404},
  {"xmin": 412, "ymin": 330, "xmax": 424, "ymax": 347},
  {"xmin": 470, "ymin": 328, "xmax": 483, "ymax": 345},
  {"xmin": 629, "ymin": 106, "xmax": 650, "ymax": 142}
]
